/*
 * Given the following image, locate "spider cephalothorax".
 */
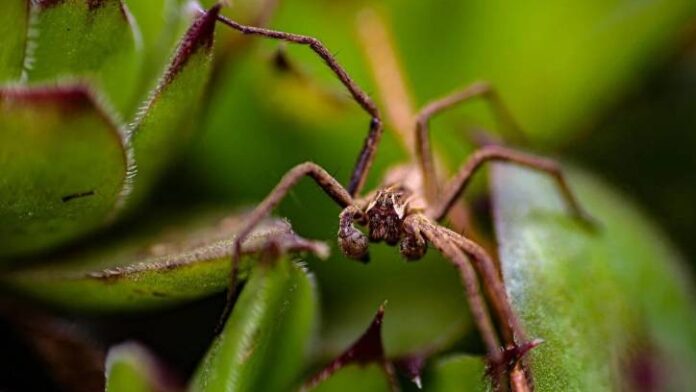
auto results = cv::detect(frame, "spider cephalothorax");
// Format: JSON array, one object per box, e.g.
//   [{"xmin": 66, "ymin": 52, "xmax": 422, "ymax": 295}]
[{"xmin": 365, "ymin": 186, "xmax": 409, "ymax": 245}]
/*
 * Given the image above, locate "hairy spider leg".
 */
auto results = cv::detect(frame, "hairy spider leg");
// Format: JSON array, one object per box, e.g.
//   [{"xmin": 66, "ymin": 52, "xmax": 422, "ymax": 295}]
[
  {"xmin": 218, "ymin": 162, "xmax": 353, "ymax": 329},
  {"xmin": 213, "ymin": 12, "xmax": 383, "ymax": 197},
  {"xmin": 414, "ymin": 81, "xmax": 525, "ymax": 203},
  {"xmin": 428, "ymin": 144, "xmax": 592, "ymax": 223},
  {"xmin": 417, "ymin": 216, "xmax": 536, "ymax": 389},
  {"xmin": 410, "ymin": 216, "xmax": 504, "ymax": 370},
  {"xmin": 438, "ymin": 225, "xmax": 524, "ymax": 344}
]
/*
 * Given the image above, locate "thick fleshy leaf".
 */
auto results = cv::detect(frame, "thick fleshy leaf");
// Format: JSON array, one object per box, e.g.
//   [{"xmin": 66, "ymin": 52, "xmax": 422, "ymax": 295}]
[
  {"xmin": 1, "ymin": 210, "xmax": 327, "ymax": 312},
  {"xmin": 0, "ymin": 86, "xmax": 127, "ymax": 259},
  {"xmin": 0, "ymin": 0, "xmax": 28, "ymax": 82},
  {"xmin": 189, "ymin": 260, "xmax": 317, "ymax": 392},
  {"xmin": 105, "ymin": 342, "xmax": 180, "ymax": 392},
  {"xmin": 426, "ymin": 355, "xmax": 487, "ymax": 392},
  {"xmin": 125, "ymin": 4, "xmax": 218, "ymax": 206},
  {"xmin": 24, "ymin": 0, "xmax": 143, "ymax": 116},
  {"xmin": 492, "ymin": 164, "xmax": 696, "ymax": 390}
]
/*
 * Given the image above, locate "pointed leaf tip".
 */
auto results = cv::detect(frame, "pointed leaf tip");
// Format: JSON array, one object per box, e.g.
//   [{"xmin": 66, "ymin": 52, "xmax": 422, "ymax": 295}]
[
  {"xmin": 349, "ymin": 303, "xmax": 386, "ymax": 364},
  {"xmin": 303, "ymin": 304, "xmax": 389, "ymax": 390},
  {"xmin": 165, "ymin": 4, "xmax": 220, "ymax": 85}
]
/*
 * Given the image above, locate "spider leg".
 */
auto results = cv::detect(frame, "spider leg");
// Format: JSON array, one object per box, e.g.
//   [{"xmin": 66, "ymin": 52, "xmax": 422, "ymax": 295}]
[
  {"xmin": 427, "ymin": 144, "xmax": 593, "ymax": 224},
  {"xmin": 437, "ymin": 225, "xmax": 525, "ymax": 345},
  {"xmin": 218, "ymin": 162, "xmax": 354, "ymax": 331},
  {"xmin": 407, "ymin": 216, "xmax": 502, "ymax": 364},
  {"xmin": 416, "ymin": 216, "xmax": 536, "ymax": 390},
  {"xmin": 415, "ymin": 82, "xmax": 524, "ymax": 202},
  {"xmin": 210, "ymin": 8, "xmax": 383, "ymax": 197}
]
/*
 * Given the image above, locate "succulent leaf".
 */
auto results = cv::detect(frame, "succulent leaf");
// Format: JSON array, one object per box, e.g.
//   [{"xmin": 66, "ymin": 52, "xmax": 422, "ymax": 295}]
[
  {"xmin": 189, "ymin": 258, "xmax": 318, "ymax": 392},
  {"xmin": 1, "ymin": 209, "xmax": 326, "ymax": 312},
  {"xmin": 491, "ymin": 164, "xmax": 696, "ymax": 390}
]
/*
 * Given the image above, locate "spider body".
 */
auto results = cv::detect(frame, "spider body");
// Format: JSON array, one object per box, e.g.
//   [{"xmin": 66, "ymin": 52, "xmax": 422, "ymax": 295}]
[{"xmin": 339, "ymin": 165, "xmax": 429, "ymax": 262}]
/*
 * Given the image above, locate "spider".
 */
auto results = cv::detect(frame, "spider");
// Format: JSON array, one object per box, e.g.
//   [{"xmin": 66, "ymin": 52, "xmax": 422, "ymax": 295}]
[{"xmin": 205, "ymin": 3, "xmax": 592, "ymax": 388}]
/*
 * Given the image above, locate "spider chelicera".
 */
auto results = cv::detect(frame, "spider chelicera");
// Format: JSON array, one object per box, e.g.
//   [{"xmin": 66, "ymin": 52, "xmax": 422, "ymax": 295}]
[{"xmin": 204, "ymin": 3, "xmax": 592, "ymax": 387}]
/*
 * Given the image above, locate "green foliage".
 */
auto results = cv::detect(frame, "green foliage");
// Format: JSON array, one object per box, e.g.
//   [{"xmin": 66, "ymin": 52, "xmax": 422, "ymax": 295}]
[
  {"xmin": 492, "ymin": 164, "xmax": 696, "ymax": 390},
  {"xmin": 2, "ymin": 210, "xmax": 314, "ymax": 312},
  {"xmin": 190, "ymin": 260, "xmax": 317, "ymax": 392}
]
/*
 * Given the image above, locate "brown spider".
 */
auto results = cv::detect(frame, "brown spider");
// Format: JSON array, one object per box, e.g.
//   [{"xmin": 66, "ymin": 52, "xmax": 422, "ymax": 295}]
[{"xmin": 206, "ymin": 3, "xmax": 592, "ymax": 388}]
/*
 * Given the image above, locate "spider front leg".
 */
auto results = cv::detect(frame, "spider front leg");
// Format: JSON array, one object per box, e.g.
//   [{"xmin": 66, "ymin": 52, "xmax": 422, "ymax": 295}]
[
  {"xmin": 219, "ymin": 162, "xmax": 354, "ymax": 328},
  {"xmin": 404, "ymin": 215, "xmax": 502, "ymax": 364},
  {"xmin": 427, "ymin": 144, "xmax": 593, "ymax": 224},
  {"xmin": 212, "ymin": 9, "xmax": 383, "ymax": 197},
  {"xmin": 204, "ymin": 3, "xmax": 387, "ymax": 327}
]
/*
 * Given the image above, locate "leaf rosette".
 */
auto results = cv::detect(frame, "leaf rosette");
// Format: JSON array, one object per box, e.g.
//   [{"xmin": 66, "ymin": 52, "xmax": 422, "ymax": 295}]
[{"xmin": 0, "ymin": 0, "xmax": 219, "ymax": 259}]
